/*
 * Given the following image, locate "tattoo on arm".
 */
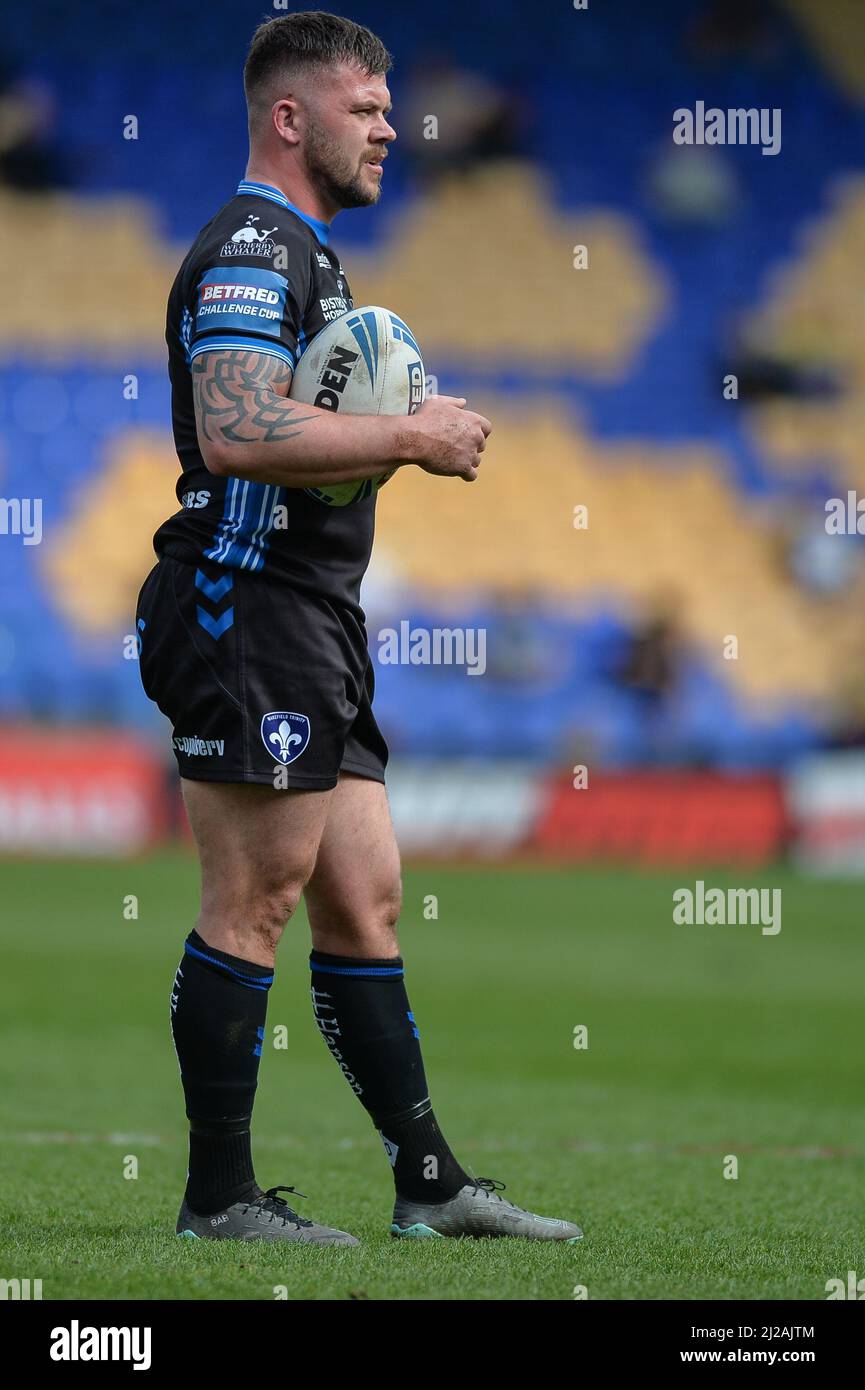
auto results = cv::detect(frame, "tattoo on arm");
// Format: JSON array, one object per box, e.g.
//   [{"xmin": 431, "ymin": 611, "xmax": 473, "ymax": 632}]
[{"xmin": 192, "ymin": 350, "xmax": 315, "ymax": 447}]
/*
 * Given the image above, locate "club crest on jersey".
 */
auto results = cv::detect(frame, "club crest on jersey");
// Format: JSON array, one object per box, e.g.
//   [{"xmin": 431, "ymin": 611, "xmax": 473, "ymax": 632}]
[{"xmin": 261, "ymin": 711, "xmax": 311, "ymax": 765}]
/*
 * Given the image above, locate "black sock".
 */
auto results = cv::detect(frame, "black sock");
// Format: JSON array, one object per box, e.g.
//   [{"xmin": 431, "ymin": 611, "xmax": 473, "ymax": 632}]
[
  {"xmin": 171, "ymin": 929, "xmax": 273, "ymax": 1215},
  {"xmin": 309, "ymin": 950, "xmax": 471, "ymax": 1203}
]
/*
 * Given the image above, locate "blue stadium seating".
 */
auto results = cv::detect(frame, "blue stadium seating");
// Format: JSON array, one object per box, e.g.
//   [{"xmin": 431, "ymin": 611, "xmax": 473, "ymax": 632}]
[{"xmin": 2, "ymin": 0, "xmax": 860, "ymax": 766}]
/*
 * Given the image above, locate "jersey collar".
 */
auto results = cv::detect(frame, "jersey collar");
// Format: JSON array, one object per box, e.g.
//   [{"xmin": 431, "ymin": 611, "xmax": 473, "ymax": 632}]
[{"xmin": 236, "ymin": 179, "xmax": 331, "ymax": 245}]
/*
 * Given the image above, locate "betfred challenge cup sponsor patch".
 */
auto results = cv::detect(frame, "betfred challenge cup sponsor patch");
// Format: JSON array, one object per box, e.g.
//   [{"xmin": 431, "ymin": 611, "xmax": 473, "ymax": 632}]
[{"xmin": 195, "ymin": 267, "xmax": 288, "ymax": 338}]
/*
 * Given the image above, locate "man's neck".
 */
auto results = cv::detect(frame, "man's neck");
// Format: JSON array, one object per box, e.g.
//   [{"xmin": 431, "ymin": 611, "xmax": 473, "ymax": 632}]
[{"xmin": 244, "ymin": 162, "xmax": 335, "ymax": 225}]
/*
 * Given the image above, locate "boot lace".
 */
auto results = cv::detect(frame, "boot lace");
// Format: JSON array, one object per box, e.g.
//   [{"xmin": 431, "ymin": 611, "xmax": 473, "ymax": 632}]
[{"xmin": 242, "ymin": 1185, "xmax": 314, "ymax": 1229}]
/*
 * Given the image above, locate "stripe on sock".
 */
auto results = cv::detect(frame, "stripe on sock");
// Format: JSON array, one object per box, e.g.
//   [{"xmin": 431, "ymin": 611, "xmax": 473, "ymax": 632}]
[
  {"xmin": 184, "ymin": 940, "xmax": 274, "ymax": 989},
  {"xmin": 309, "ymin": 961, "xmax": 404, "ymax": 978}
]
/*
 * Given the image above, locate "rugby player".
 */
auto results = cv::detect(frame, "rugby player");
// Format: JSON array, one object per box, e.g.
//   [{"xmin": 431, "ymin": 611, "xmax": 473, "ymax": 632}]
[{"xmin": 136, "ymin": 10, "xmax": 582, "ymax": 1245}]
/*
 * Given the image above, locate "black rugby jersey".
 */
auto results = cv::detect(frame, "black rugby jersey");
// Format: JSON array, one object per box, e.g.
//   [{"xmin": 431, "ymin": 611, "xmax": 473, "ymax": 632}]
[{"xmin": 154, "ymin": 179, "xmax": 378, "ymax": 610}]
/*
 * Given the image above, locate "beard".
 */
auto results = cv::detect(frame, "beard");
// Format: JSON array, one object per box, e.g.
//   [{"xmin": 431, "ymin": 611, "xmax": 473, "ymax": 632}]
[{"xmin": 304, "ymin": 116, "xmax": 381, "ymax": 210}]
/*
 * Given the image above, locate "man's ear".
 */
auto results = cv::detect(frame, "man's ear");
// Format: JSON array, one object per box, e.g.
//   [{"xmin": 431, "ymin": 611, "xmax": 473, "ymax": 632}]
[{"xmin": 272, "ymin": 97, "xmax": 301, "ymax": 146}]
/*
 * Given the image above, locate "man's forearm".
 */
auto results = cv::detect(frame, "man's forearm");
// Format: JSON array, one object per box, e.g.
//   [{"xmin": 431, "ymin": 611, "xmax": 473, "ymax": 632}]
[
  {"xmin": 193, "ymin": 349, "xmax": 416, "ymax": 486},
  {"xmin": 206, "ymin": 407, "xmax": 412, "ymax": 487}
]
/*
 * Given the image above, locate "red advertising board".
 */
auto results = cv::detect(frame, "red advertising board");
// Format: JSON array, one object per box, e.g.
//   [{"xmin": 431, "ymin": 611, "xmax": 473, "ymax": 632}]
[
  {"xmin": 0, "ymin": 727, "xmax": 166, "ymax": 854},
  {"xmin": 531, "ymin": 772, "xmax": 788, "ymax": 866},
  {"xmin": 0, "ymin": 736, "xmax": 789, "ymax": 865}
]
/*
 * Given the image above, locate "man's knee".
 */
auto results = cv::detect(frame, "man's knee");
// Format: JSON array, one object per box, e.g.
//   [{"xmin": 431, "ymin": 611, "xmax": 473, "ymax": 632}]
[
  {"xmin": 205, "ymin": 859, "xmax": 315, "ymax": 953},
  {"xmin": 248, "ymin": 872, "xmax": 307, "ymax": 948},
  {"xmin": 309, "ymin": 871, "xmax": 403, "ymax": 952},
  {"xmin": 378, "ymin": 878, "xmax": 403, "ymax": 934}
]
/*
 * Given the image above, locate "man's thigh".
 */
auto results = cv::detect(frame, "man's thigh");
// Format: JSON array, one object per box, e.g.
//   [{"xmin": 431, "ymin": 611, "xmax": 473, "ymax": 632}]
[
  {"xmin": 182, "ymin": 778, "xmax": 334, "ymax": 958},
  {"xmin": 304, "ymin": 773, "xmax": 402, "ymax": 952}
]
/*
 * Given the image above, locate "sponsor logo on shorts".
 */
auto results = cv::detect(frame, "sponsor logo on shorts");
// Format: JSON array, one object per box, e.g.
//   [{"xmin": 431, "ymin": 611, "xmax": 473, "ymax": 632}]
[
  {"xmin": 174, "ymin": 735, "xmax": 225, "ymax": 758},
  {"xmin": 261, "ymin": 711, "xmax": 311, "ymax": 765}
]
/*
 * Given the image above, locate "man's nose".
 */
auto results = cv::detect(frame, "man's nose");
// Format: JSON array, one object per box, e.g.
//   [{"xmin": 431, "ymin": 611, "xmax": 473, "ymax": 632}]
[{"xmin": 373, "ymin": 117, "xmax": 396, "ymax": 144}]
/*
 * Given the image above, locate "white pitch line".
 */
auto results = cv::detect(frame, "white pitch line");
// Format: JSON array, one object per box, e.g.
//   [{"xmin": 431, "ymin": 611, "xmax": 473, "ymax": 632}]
[
  {"xmin": 2, "ymin": 1132, "xmax": 164, "ymax": 1147},
  {"xmin": 0, "ymin": 1132, "xmax": 857, "ymax": 1158}
]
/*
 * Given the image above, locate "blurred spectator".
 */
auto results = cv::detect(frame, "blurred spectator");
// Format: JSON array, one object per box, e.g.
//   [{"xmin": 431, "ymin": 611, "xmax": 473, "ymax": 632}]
[
  {"xmin": 483, "ymin": 592, "xmax": 560, "ymax": 686},
  {"xmin": 646, "ymin": 142, "xmax": 740, "ymax": 228},
  {"xmin": 619, "ymin": 602, "xmax": 682, "ymax": 700},
  {"xmin": 400, "ymin": 53, "xmax": 520, "ymax": 182},
  {"xmin": 781, "ymin": 504, "xmax": 861, "ymax": 597},
  {"xmin": 825, "ymin": 665, "xmax": 865, "ymax": 749},
  {"xmin": 686, "ymin": 0, "xmax": 784, "ymax": 69},
  {"xmin": 0, "ymin": 61, "xmax": 68, "ymax": 190},
  {"xmin": 615, "ymin": 595, "xmax": 686, "ymax": 763},
  {"xmin": 722, "ymin": 332, "xmax": 843, "ymax": 403}
]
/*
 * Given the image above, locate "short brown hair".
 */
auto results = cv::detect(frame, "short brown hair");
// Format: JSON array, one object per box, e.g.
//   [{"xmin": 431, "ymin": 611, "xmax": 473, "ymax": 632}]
[{"xmin": 244, "ymin": 10, "xmax": 393, "ymax": 106}]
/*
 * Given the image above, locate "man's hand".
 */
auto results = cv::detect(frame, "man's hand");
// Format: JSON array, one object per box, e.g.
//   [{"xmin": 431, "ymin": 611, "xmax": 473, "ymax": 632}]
[{"xmin": 395, "ymin": 395, "xmax": 492, "ymax": 482}]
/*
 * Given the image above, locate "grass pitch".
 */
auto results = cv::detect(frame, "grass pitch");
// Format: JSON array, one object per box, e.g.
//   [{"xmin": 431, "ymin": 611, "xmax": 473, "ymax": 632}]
[{"xmin": 0, "ymin": 855, "xmax": 862, "ymax": 1300}]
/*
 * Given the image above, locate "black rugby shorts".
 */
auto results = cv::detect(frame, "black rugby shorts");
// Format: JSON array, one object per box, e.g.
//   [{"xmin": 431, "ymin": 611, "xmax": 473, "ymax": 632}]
[{"xmin": 135, "ymin": 555, "xmax": 387, "ymax": 788}]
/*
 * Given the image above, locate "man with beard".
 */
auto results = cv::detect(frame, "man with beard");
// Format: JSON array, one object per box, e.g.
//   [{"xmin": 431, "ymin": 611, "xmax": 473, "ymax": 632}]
[{"xmin": 136, "ymin": 10, "xmax": 581, "ymax": 1247}]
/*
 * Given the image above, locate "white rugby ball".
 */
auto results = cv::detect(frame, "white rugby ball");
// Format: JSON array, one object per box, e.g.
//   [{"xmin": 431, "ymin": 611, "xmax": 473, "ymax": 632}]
[{"xmin": 289, "ymin": 304, "xmax": 425, "ymax": 506}]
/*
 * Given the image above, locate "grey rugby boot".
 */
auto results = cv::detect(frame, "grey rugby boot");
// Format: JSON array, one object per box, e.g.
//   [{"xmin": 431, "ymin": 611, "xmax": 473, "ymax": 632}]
[
  {"xmin": 177, "ymin": 1184, "xmax": 359, "ymax": 1245},
  {"xmin": 391, "ymin": 1176, "xmax": 583, "ymax": 1242}
]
